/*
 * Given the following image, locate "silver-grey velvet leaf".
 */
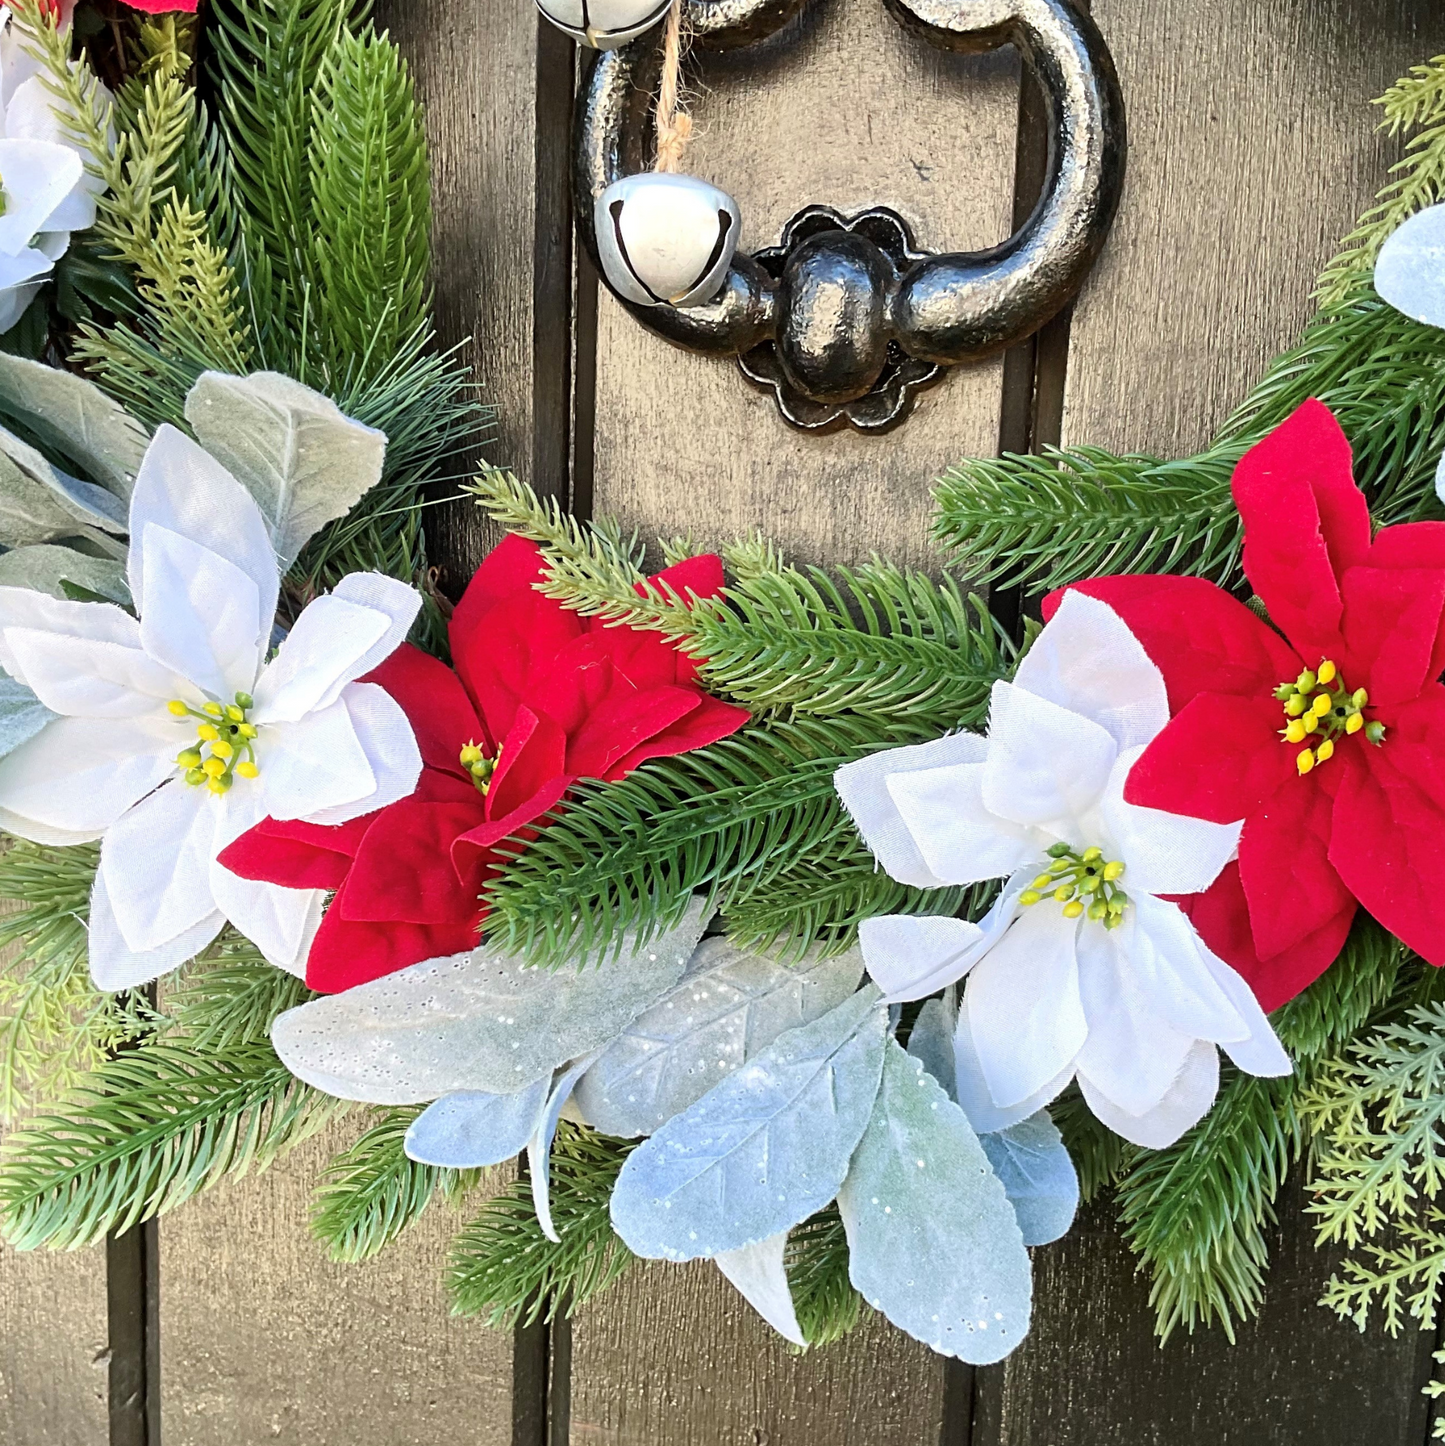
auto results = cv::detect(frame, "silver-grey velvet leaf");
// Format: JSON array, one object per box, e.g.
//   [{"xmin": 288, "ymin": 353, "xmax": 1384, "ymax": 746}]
[
  {"xmin": 904, "ymin": 995, "xmax": 957, "ymax": 1099},
  {"xmin": 270, "ymin": 898, "xmax": 709, "ymax": 1104},
  {"xmin": 0, "ymin": 353, "xmax": 148, "ymax": 498},
  {"xmin": 714, "ymin": 1233, "xmax": 805, "ymax": 1347},
  {"xmin": 978, "ymin": 1111, "xmax": 1079, "ymax": 1247},
  {"xmin": 574, "ymin": 939, "xmax": 864, "ymax": 1137},
  {"xmin": 0, "ymin": 544, "xmax": 129, "ymax": 602},
  {"xmin": 0, "ymin": 435, "xmax": 126, "ymax": 548},
  {"xmin": 403, "ymin": 1076, "xmax": 552, "ymax": 1169},
  {"xmin": 838, "ymin": 1039, "xmax": 1032, "ymax": 1364},
  {"xmin": 185, "ymin": 371, "xmax": 387, "ymax": 570},
  {"xmin": 0, "ymin": 674, "xmax": 55, "ymax": 760},
  {"xmin": 529, "ymin": 1054, "xmax": 598, "ymax": 1244},
  {"xmin": 609, "ymin": 986, "xmax": 887, "ymax": 1262},
  {"xmin": 1376, "ymin": 203, "xmax": 1445, "ymax": 329}
]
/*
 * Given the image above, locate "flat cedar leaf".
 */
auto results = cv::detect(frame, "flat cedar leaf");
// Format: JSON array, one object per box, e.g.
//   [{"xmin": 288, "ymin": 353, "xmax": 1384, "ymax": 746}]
[
  {"xmin": 0, "ymin": 673, "xmax": 55, "ymax": 759},
  {"xmin": 715, "ymin": 1233, "xmax": 806, "ymax": 1346},
  {"xmin": 0, "ymin": 544, "xmax": 129, "ymax": 604},
  {"xmin": 838, "ymin": 1039, "xmax": 1032, "ymax": 1364},
  {"xmin": 184, "ymin": 371, "xmax": 388, "ymax": 570},
  {"xmin": 0, "ymin": 354, "xmax": 148, "ymax": 498},
  {"xmin": 271, "ymin": 898, "xmax": 710, "ymax": 1105},
  {"xmin": 573, "ymin": 939, "xmax": 864, "ymax": 1137},
  {"xmin": 609, "ymin": 986, "xmax": 887, "ymax": 1262},
  {"xmin": 979, "ymin": 1112, "xmax": 1080, "ymax": 1247},
  {"xmin": 403, "ymin": 1076, "xmax": 551, "ymax": 1169}
]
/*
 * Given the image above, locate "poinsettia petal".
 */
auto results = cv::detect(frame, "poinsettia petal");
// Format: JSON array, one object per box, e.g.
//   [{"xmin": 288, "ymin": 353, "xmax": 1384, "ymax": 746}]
[
  {"xmin": 1044, "ymin": 575, "xmax": 1301, "ymax": 713},
  {"xmin": 1339, "ymin": 563, "xmax": 1445, "ymax": 709},
  {"xmin": 4, "ymin": 627, "xmax": 185, "ymax": 719},
  {"xmin": 982, "ymin": 680, "xmax": 1117, "ymax": 836},
  {"xmin": 455, "ymin": 770, "xmax": 573, "ymax": 866},
  {"xmin": 857, "ymin": 913, "xmax": 988, "ymax": 1002},
  {"xmin": 89, "ymin": 871, "xmax": 223, "ymax": 992},
  {"xmin": 963, "ymin": 905, "xmax": 1087, "ymax": 1110},
  {"xmin": 1078, "ymin": 1040, "xmax": 1219, "ymax": 1149},
  {"xmin": 209, "ymin": 859, "xmax": 323, "ymax": 976},
  {"xmin": 216, "ymin": 814, "xmax": 365, "ymax": 890},
  {"xmin": 128, "ymin": 425, "xmax": 279, "ymax": 634},
  {"xmin": 299, "ymin": 682, "xmax": 422, "ymax": 826},
  {"xmin": 251, "ymin": 597, "xmax": 388, "ymax": 725},
  {"xmin": 100, "ymin": 780, "xmax": 218, "ymax": 952},
  {"xmin": 952, "ymin": 1014, "xmax": 1077, "ymax": 1134},
  {"xmin": 461, "ymin": 532, "xmax": 549, "ymax": 610},
  {"xmin": 485, "ymin": 705, "xmax": 568, "ymax": 824},
  {"xmin": 304, "ymin": 904, "xmax": 482, "ymax": 994},
  {"xmin": 885, "ymin": 759, "xmax": 1038, "ymax": 885},
  {"xmin": 0, "ymin": 715, "xmax": 175, "ymax": 833},
  {"xmin": 604, "ymin": 694, "xmax": 749, "ymax": 779},
  {"xmin": 565, "ymin": 683, "xmax": 701, "ymax": 778},
  {"xmin": 1238, "ymin": 770, "xmax": 1355, "ymax": 964},
  {"xmin": 339, "ymin": 798, "xmax": 486, "ymax": 925},
  {"xmin": 1013, "ymin": 590, "xmax": 1169, "ymax": 751},
  {"xmin": 1194, "ymin": 942, "xmax": 1292, "ymax": 1077},
  {"xmin": 325, "ymin": 574, "xmax": 422, "ymax": 685},
  {"xmin": 1364, "ymin": 521, "xmax": 1445, "ymax": 686},
  {"xmin": 363, "ymin": 643, "xmax": 483, "ymax": 776},
  {"xmin": 256, "ymin": 698, "xmax": 375, "ymax": 822},
  {"xmin": 1232, "ymin": 400, "xmax": 1370, "ymax": 663},
  {"xmin": 834, "ymin": 732, "xmax": 993, "ymax": 888},
  {"xmin": 1125, "ymin": 691, "xmax": 1297, "ymax": 824}
]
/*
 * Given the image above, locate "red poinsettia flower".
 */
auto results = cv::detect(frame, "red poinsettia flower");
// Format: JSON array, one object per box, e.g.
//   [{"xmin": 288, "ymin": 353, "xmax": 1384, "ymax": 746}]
[
  {"xmin": 1048, "ymin": 399, "xmax": 1445, "ymax": 1010},
  {"xmin": 219, "ymin": 535, "xmax": 749, "ymax": 991},
  {"xmin": 119, "ymin": 1, "xmax": 199, "ymax": 13}
]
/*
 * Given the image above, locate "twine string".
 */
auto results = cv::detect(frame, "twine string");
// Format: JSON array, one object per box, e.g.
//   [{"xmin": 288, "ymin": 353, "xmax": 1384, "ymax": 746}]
[{"xmin": 653, "ymin": 0, "xmax": 693, "ymax": 173}]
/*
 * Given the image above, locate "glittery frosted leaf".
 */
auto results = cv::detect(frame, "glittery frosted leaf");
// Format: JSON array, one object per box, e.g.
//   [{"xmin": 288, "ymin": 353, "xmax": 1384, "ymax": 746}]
[
  {"xmin": 609, "ymin": 986, "xmax": 887, "ymax": 1262},
  {"xmin": 904, "ymin": 996, "xmax": 957, "ymax": 1099},
  {"xmin": 270, "ymin": 898, "xmax": 709, "ymax": 1104},
  {"xmin": 573, "ymin": 939, "xmax": 864, "ymax": 1137},
  {"xmin": 979, "ymin": 1111, "xmax": 1079, "ymax": 1247},
  {"xmin": 838, "ymin": 1039, "xmax": 1032, "ymax": 1364},
  {"xmin": 403, "ymin": 1076, "xmax": 551, "ymax": 1169},
  {"xmin": 529, "ymin": 1054, "xmax": 598, "ymax": 1244},
  {"xmin": 714, "ymin": 1233, "xmax": 806, "ymax": 1346}
]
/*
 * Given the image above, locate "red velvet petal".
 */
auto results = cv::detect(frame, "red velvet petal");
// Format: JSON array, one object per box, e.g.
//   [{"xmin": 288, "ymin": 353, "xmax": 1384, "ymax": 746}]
[
  {"xmin": 565, "ymin": 684, "xmax": 703, "ymax": 778},
  {"xmin": 304, "ymin": 902, "xmax": 483, "ymax": 993},
  {"xmin": 1330, "ymin": 694, "xmax": 1445, "ymax": 965},
  {"xmin": 1237, "ymin": 769, "xmax": 1357, "ymax": 965},
  {"xmin": 1044, "ymin": 575, "xmax": 1301, "ymax": 713},
  {"xmin": 217, "ymin": 812, "xmax": 376, "ymax": 887},
  {"xmin": 1368, "ymin": 522, "xmax": 1445, "ymax": 683},
  {"xmin": 652, "ymin": 553, "xmax": 725, "ymax": 602},
  {"xmin": 1232, "ymin": 400, "xmax": 1370, "ymax": 664},
  {"xmin": 453, "ymin": 772, "xmax": 573, "ymax": 870},
  {"xmin": 1124, "ymin": 691, "xmax": 1300, "ymax": 823},
  {"xmin": 524, "ymin": 637, "xmax": 617, "ymax": 738},
  {"xmin": 1339, "ymin": 564, "xmax": 1445, "ymax": 709},
  {"xmin": 1174, "ymin": 862, "xmax": 1355, "ymax": 1012},
  {"xmin": 589, "ymin": 622, "xmax": 694, "ymax": 692},
  {"xmin": 604, "ymin": 694, "xmax": 750, "ymax": 779},
  {"xmin": 487, "ymin": 705, "xmax": 569, "ymax": 822},
  {"xmin": 462, "ymin": 533, "xmax": 549, "ymax": 610},
  {"xmin": 363, "ymin": 643, "xmax": 486, "ymax": 777},
  {"xmin": 337, "ymin": 799, "xmax": 487, "ymax": 924}
]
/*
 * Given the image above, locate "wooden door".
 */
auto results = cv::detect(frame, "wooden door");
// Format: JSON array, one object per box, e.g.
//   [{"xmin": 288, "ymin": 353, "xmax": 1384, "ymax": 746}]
[{"xmin": 4, "ymin": 0, "xmax": 1445, "ymax": 1441}]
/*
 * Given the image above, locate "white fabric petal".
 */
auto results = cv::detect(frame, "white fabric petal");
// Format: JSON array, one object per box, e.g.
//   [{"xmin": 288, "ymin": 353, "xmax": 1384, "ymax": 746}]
[
  {"xmin": 1100, "ymin": 747, "xmax": 1240, "ymax": 896},
  {"xmin": 0, "ymin": 137, "xmax": 81, "ymax": 256},
  {"xmin": 89, "ymin": 870, "xmax": 224, "ymax": 992},
  {"xmin": 210, "ymin": 865, "xmax": 323, "ymax": 976},
  {"xmin": 1013, "ymin": 590, "xmax": 1170, "ymax": 752},
  {"xmin": 0, "ymin": 241, "xmax": 53, "ymax": 288},
  {"xmin": 0, "ymin": 715, "xmax": 174, "ymax": 833},
  {"xmin": 1375, "ymin": 203, "xmax": 1445, "ymax": 329},
  {"xmin": 0, "ymin": 803, "xmax": 101, "ymax": 846},
  {"xmin": 962, "ymin": 905, "xmax": 1087, "ymax": 1110},
  {"xmin": 4, "ymin": 627, "xmax": 186, "ymax": 718},
  {"xmin": 249, "ymin": 596, "xmax": 391, "ymax": 725},
  {"xmin": 953, "ymin": 1013, "xmax": 1076, "ymax": 1134},
  {"xmin": 858, "ymin": 913, "xmax": 988, "ymax": 1002},
  {"xmin": 1125, "ymin": 894, "xmax": 1253, "ymax": 1045},
  {"xmin": 1072, "ymin": 922, "xmax": 1196, "ymax": 1118},
  {"xmin": 0, "ymin": 588, "xmax": 146, "ymax": 681},
  {"xmin": 325, "ymin": 573, "xmax": 422, "ymax": 680},
  {"xmin": 99, "ymin": 781, "xmax": 219, "ymax": 953},
  {"xmin": 834, "ymin": 732, "xmax": 991, "ymax": 887},
  {"xmin": 884, "ymin": 759, "xmax": 1038, "ymax": 885},
  {"xmin": 301, "ymin": 681, "xmax": 421, "ymax": 826},
  {"xmin": 982, "ymin": 681, "xmax": 1117, "ymax": 837},
  {"xmin": 0, "ymin": 272, "xmax": 49, "ymax": 333},
  {"xmin": 1196, "ymin": 944, "xmax": 1292, "ymax": 1078},
  {"xmin": 1078, "ymin": 1040, "xmax": 1220, "ymax": 1149},
  {"xmin": 138, "ymin": 523, "xmax": 265, "ymax": 700},
  {"xmin": 128, "ymin": 425, "xmax": 279, "ymax": 630},
  {"xmin": 255, "ymin": 697, "xmax": 375, "ymax": 821}
]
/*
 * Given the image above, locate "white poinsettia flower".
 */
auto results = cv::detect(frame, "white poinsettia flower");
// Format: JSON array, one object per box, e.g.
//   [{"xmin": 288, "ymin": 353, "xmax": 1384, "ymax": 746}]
[
  {"xmin": 835, "ymin": 590, "xmax": 1290, "ymax": 1149},
  {"xmin": 0, "ymin": 423, "xmax": 423, "ymax": 988},
  {"xmin": 0, "ymin": 2, "xmax": 106, "ymax": 333}
]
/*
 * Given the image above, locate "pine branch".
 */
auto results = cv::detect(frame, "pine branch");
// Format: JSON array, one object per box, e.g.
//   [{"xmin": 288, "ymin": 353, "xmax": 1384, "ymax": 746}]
[
  {"xmin": 787, "ymin": 1205, "xmax": 863, "ymax": 1347},
  {"xmin": 447, "ymin": 1123, "xmax": 635, "ymax": 1328},
  {"xmin": 1053, "ymin": 1083, "xmax": 1135, "ymax": 1203},
  {"xmin": 312, "ymin": 1106, "xmax": 477, "ymax": 1263}
]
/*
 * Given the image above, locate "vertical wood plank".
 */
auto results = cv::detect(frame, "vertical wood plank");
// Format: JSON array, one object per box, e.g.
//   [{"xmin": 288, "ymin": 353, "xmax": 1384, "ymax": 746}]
[
  {"xmin": 976, "ymin": 1, "xmax": 1445, "ymax": 1442},
  {"xmin": 160, "ymin": 1128, "xmax": 515, "ymax": 1446},
  {"xmin": 574, "ymin": 0, "xmax": 1019, "ymax": 1438}
]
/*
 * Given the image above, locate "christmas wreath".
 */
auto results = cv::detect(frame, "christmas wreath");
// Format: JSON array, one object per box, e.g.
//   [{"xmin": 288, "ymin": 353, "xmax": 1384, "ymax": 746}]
[{"xmin": 3, "ymin": 0, "xmax": 1445, "ymax": 1371}]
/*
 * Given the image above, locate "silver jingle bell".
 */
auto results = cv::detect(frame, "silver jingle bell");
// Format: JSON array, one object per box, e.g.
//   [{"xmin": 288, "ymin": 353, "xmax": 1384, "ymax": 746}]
[
  {"xmin": 596, "ymin": 172, "xmax": 741, "ymax": 309},
  {"xmin": 533, "ymin": 0, "xmax": 672, "ymax": 50}
]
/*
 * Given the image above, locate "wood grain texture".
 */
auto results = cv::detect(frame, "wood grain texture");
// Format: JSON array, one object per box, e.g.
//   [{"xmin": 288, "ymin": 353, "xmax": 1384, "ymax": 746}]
[
  {"xmin": 0, "ymin": 1234, "xmax": 109, "ymax": 1445},
  {"xmin": 570, "ymin": 1261, "xmax": 946, "ymax": 1446},
  {"xmin": 160, "ymin": 1125, "xmax": 515, "ymax": 1446},
  {"xmin": 590, "ymin": 0, "xmax": 1021, "ymax": 571}
]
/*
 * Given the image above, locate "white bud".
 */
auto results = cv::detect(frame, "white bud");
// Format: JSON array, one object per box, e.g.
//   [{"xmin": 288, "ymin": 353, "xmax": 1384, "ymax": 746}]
[
  {"xmin": 534, "ymin": 0, "xmax": 672, "ymax": 49},
  {"xmin": 596, "ymin": 172, "xmax": 741, "ymax": 309}
]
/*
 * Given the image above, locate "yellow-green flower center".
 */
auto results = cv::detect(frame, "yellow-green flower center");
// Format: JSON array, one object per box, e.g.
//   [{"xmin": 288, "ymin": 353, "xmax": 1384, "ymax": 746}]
[
  {"xmin": 1019, "ymin": 843, "xmax": 1129, "ymax": 929},
  {"xmin": 1274, "ymin": 659, "xmax": 1384, "ymax": 777},
  {"xmin": 168, "ymin": 693, "xmax": 260, "ymax": 795},
  {"xmin": 459, "ymin": 739, "xmax": 498, "ymax": 795}
]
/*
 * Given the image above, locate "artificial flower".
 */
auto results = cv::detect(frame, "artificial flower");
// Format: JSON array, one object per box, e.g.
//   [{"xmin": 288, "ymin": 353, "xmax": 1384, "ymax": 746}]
[
  {"xmin": 835, "ymin": 590, "xmax": 1289, "ymax": 1149},
  {"xmin": 0, "ymin": 425, "xmax": 423, "ymax": 987},
  {"xmin": 1056, "ymin": 399, "xmax": 1445, "ymax": 1008},
  {"xmin": 0, "ymin": 2, "xmax": 107, "ymax": 332},
  {"xmin": 219, "ymin": 534, "xmax": 750, "ymax": 992}
]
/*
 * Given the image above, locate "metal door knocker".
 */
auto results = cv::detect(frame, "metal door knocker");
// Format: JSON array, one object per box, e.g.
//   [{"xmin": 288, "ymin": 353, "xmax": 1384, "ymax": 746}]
[{"xmin": 561, "ymin": 0, "xmax": 1127, "ymax": 434}]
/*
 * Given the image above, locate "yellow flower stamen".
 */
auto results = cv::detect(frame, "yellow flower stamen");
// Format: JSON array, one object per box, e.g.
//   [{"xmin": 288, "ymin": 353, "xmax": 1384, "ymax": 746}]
[
  {"xmin": 1062, "ymin": 900, "xmax": 1085, "ymax": 919},
  {"xmin": 1317, "ymin": 659, "xmax": 1338, "ymax": 684},
  {"xmin": 1285, "ymin": 719, "xmax": 1307, "ymax": 743},
  {"xmin": 197, "ymin": 723, "xmax": 219, "ymax": 742},
  {"xmin": 1297, "ymin": 748, "xmax": 1315, "ymax": 776},
  {"xmin": 1033, "ymin": 843, "xmax": 1130, "ymax": 928},
  {"xmin": 1346, "ymin": 712, "xmax": 1364, "ymax": 735},
  {"xmin": 1275, "ymin": 660, "xmax": 1378, "ymax": 773},
  {"xmin": 167, "ymin": 699, "xmax": 188, "ymax": 717},
  {"xmin": 211, "ymin": 740, "xmax": 234, "ymax": 761},
  {"xmin": 235, "ymin": 761, "xmax": 259, "ymax": 779},
  {"xmin": 1311, "ymin": 693, "xmax": 1332, "ymax": 717},
  {"xmin": 203, "ymin": 702, "xmax": 223, "ymax": 717},
  {"xmin": 202, "ymin": 757, "xmax": 227, "ymax": 778},
  {"xmin": 1316, "ymin": 738, "xmax": 1335, "ymax": 763}
]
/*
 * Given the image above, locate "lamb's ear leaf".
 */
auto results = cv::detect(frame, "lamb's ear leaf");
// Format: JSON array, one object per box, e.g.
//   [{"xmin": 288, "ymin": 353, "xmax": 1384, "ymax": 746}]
[
  {"xmin": 528, "ymin": 1054, "xmax": 599, "ymax": 1245},
  {"xmin": 403, "ymin": 1076, "xmax": 552, "ymax": 1170},
  {"xmin": 0, "ymin": 353, "xmax": 148, "ymax": 498},
  {"xmin": 979, "ymin": 1110, "xmax": 1079, "ymax": 1247},
  {"xmin": 714, "ymin": 1233, "xmax": 806, "ymax": 1347},
  {"xmin": 0, "ymin": 673, "xmax": 56, "ymax": 760},
  {"xmin": 609, "ymin": 986, "xmax": 887, "ymax": 1262},
  {"xmin": 184, "ymin": 371, "xmax": 387, "ymax": 571},
  {"xmin": 0, "ymin": 544, "xmax": 129, "ymax": 604},
  {"xmin": 838, "ymin": 1039, "xmax": 1033, "ymax": 1365}
]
